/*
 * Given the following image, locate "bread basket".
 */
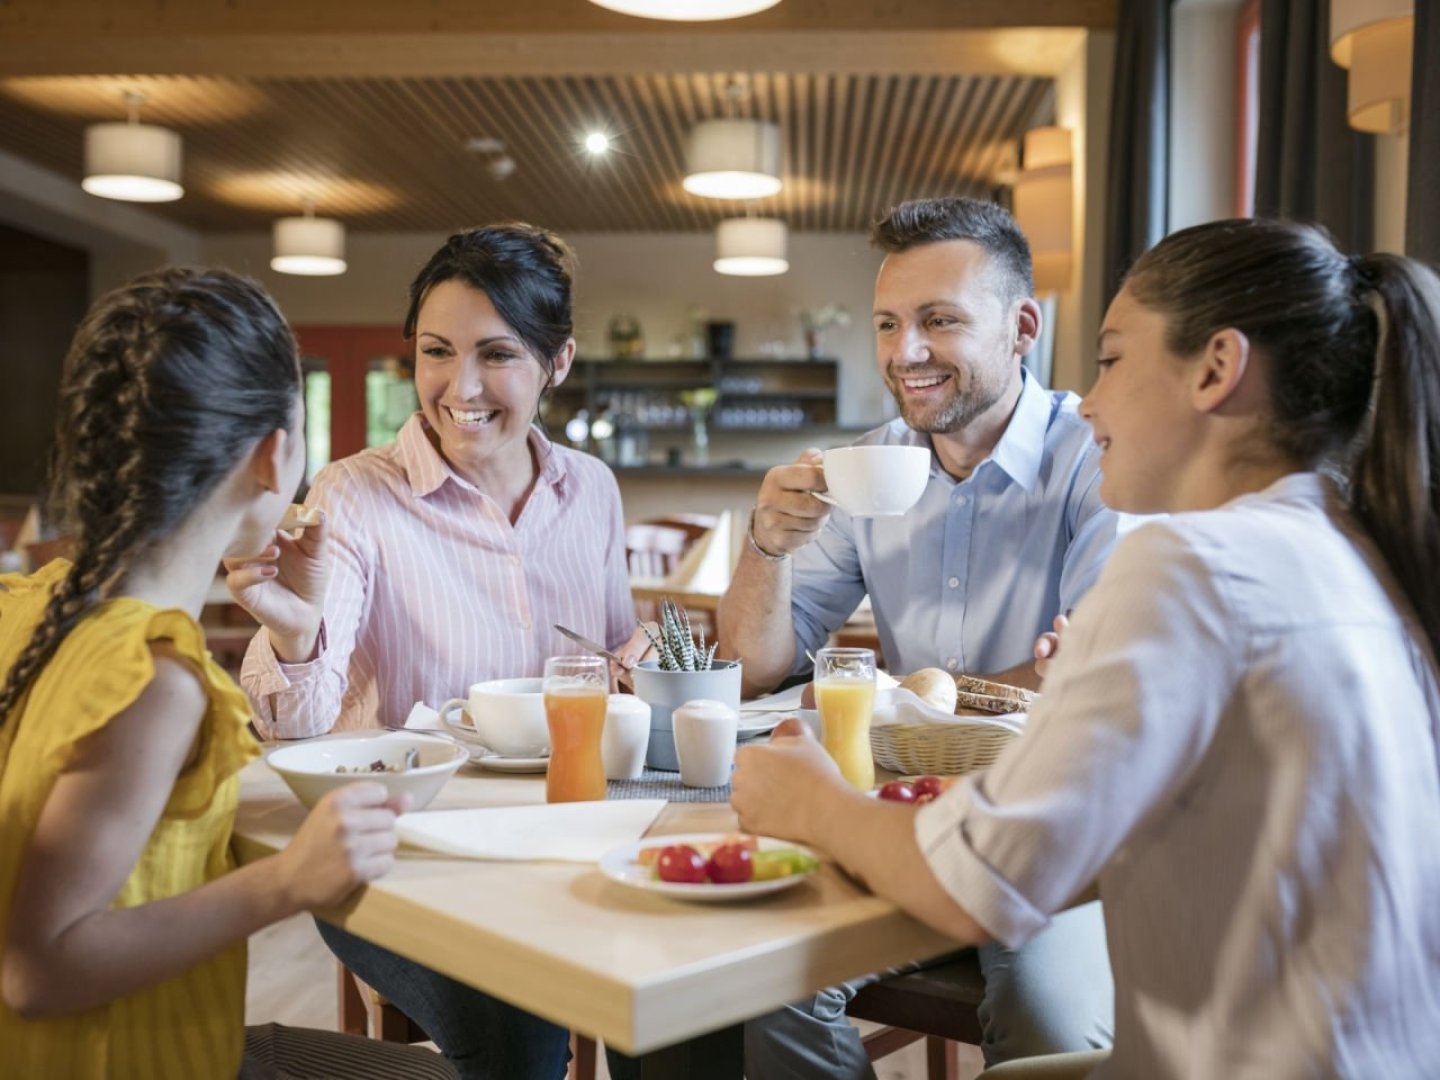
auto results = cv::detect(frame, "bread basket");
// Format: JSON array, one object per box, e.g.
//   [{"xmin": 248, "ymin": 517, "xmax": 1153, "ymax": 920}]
[{"xmin": 869, "ymin": 674, "xmax": 1033, "ymax": 776}]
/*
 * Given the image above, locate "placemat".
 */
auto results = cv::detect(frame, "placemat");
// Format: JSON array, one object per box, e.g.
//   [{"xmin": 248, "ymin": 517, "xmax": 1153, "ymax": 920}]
[{"xmin": 608, "ymin": 768, "xmax": 731, "ymax": 803}]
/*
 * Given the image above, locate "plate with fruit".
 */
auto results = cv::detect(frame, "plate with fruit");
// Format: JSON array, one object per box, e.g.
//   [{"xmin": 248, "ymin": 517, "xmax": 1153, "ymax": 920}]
[{"xmin": 599, "ymin": 833, "xmax": 820, "ymax": 901}]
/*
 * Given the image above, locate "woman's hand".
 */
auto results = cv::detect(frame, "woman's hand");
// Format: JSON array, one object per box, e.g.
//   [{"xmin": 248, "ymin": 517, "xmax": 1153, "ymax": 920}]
[
  {"xmin": 730, "ymin": 717, "xmax": 845, "ymax": 845},
  {"xmin": 276, "ymin": 783, "xmax": 411, "ymax": 912},
  {"xmin": 224, "ymin": 513, "xmax": 331, "ymax": 662},
  {"xmin": 1032, "ymin": 612, "xmax": 1071, "ymax": 682},
  {"xmin": 609, "ymin": 622, "xmax": 657, "ymax": 691}
]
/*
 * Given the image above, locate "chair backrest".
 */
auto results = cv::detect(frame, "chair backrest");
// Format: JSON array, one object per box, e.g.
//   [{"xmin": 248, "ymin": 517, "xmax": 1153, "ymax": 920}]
[{"xmin": 625, "ymin": 523, "xmax": 693, "ymax": 582}]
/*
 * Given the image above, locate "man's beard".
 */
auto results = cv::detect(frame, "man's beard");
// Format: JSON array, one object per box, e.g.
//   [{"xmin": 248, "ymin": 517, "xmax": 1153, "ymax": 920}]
[{"xmin": 888, "ymin": 365, "xmax": 1009, "ymax": 435}]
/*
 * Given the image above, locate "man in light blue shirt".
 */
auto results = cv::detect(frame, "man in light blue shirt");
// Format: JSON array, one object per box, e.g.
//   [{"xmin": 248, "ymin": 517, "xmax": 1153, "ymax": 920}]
[{"xmin": 719, "ymin": 196, "xmax": 1119, "ymax": 1075}]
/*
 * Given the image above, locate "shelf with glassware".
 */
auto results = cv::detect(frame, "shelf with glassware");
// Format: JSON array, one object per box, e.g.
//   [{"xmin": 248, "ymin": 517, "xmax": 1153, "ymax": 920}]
[{"xmin": 542, "ymin": 358, "xmax": 839, "ymax": 465}]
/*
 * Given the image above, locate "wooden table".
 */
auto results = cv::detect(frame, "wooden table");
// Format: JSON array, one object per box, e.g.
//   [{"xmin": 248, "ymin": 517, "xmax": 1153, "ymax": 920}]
[{"xmin": 234, "ymin": 761, "xmax": 956, "ymax": 1076}]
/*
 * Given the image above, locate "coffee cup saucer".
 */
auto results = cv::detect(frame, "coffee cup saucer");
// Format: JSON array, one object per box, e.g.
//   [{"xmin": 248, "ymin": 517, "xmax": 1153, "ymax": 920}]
[{"xmin": 441, "ymin": 715, "xmax": 549, "ymax": 772}]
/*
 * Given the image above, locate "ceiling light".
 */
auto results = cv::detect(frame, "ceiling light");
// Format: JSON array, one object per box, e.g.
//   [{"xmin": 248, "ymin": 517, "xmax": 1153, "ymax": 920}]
[
  {"xmin": 271, "ymin": 201, "xmax": 347, "ymax": 276},
  {"xmin": 714, "ymin": 218, "xmax": 788, "ymax": 276},
  {"xmin": 684, "ymin": 118, "xmax": 782, "ymax": 200},
  {"xmin": 81, "ymin": 92, "xmax": 183, "ymax": 203},
  {"xmin": 587, "ymin": 0, "xmax": 781, "ymax": 20},
  {"xmin": 585, "ymin": 132, "xmax": 611, "ymax": 155},
  {"xmin": 1330, "ymin": 0, "xmax": 1414, "ymax": 133}
]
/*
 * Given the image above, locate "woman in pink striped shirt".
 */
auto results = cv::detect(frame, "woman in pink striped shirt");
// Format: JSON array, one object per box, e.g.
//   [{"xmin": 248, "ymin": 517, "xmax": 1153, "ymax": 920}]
[{"xmin": 231, "ymin": 224, "xmax": 646, "ymax": 1079}]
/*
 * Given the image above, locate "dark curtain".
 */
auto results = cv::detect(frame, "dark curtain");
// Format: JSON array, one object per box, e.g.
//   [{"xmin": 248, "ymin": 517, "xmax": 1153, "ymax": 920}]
[
  {"xmin": 1407, "ymin": 0, "xmax": 1439, "ymax": 263},
  {"xmin": 1103, "ymin": 0, "xmax": 1171, "ymax": 302},
  {"xmin": 1255, "ymin": 0, "xmax": 1374, "ymax": 253}
]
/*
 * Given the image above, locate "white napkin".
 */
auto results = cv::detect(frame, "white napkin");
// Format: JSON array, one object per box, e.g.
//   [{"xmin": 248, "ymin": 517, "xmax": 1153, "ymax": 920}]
[
  {"xmin": 871, "ymin": 687, "xmax": 1027, "ymax": 735},
  {"xmin": 396, "ymin": 800, "xmax": 667, "ymax": 863},
  {"xmin": 403, "ymin": 702, "xmax": 444, "ymax": 731}
]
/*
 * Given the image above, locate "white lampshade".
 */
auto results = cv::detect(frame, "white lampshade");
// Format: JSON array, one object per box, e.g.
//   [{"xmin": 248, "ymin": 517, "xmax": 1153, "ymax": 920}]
[
  {"xmin": 1330, "ymin": 0, "xmax": 1414, "ymax": 133},
  {"xmin": 684, "ymin": 118, "xmax": 782, "ymax": 200},
  {"xmin": 588, "ymin": 0, "xmax": 781, "ymax": 20},
  {"xmin": 714, "ymin": 217, "xmax": 788, "ymax": 276},
  {"xmin": 1012, "ymin": 126, "xmax": 1073, "ymax": 293},
  {"xmin": 271, "ymin": 214, "xmax": 347, "ymax": 276},
  {"xmin": 82, "ymin": 122, "xmax": 183, "ymax": 202}
]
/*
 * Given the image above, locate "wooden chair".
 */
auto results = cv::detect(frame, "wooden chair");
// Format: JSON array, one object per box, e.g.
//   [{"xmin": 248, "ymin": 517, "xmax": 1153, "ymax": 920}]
[
  {"xmin": 849, "ymin": 952, "xmax": 987, "ymax": 1080},
  {"xmin": 626, "ymin": 514, "xmax": 722, "ymax": 638},
  {"xmin": 337, "ymin": 961, "xmax": 599, "ymax": 1080}
]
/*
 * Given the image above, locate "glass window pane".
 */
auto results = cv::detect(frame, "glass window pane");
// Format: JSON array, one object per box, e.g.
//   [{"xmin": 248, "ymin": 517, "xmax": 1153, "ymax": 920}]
[
  {"xmin": 304, "ymin": 369, "xmax": 331, "ymax": 483},
  {"xmin": 366, "ymin": 357, "xmax": 418, "ymax": 448}
]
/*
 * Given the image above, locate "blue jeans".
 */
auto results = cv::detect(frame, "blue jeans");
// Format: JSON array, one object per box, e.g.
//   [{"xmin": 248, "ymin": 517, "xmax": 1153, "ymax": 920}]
[
  {"xmin": 316, "ymin": 919, "xmax": 570, "ymax": 1080},
  {"xmin": 743, "ymin": 902, "xmax": 1115, "ymax": 1079}
]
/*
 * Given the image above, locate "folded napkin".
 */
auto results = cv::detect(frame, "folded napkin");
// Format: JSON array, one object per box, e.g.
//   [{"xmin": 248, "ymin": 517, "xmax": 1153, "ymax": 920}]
[
  {"xmin": 872, "ymin": 687, "xmax": 1027, "ymax": 736},
  {"xmin": 396, "ymin": 800, "xmax": 667, "ymax": 863},
  {"xmin": 403, "ymin": 701, "xmax": 444, "ymax": 731}
]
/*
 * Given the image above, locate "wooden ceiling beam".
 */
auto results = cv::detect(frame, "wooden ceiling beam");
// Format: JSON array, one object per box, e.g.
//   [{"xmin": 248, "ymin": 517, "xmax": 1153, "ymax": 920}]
[{"xmin": 0, "ymin": 30, "xmax": 1089, "ymax": 80}]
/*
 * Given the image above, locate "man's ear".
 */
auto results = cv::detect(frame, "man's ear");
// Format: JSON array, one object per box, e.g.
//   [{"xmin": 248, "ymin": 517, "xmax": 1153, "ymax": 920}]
[
  {"xmin": 249, "ymin": 428, "xmax": 288, "ymax": 494},
  {"xmin": 1191, "ymin": 327, "xmax": 1251, "ymax": 414},
  {"xmin": 1013, "ymin": 297, "xmax": 1044, "ymax": 358},
  {"xmin": 549, "ymin": 337, "xmax": 578, "ymax": 389}
]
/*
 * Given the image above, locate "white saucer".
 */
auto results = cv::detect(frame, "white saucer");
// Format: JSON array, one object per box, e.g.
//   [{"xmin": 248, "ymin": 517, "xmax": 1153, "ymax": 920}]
[{"xmin": 473, "ymin": 751, "xmax": 549, "ymax": 774}]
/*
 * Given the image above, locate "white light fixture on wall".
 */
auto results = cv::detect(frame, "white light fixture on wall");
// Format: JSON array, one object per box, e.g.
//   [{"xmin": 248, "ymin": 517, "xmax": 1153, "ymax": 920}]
[
  {"xmin": 271, "ymin": 201, "xmax": 347, "ymax": 276},
  {"xmin": 588, "ymin": 0, "xmax": 781, "ymax": 20},
  {"xmin": 1331, "ymin": 0, "xmax": 1414, "ymax": 134},
  {"xmin": 1012, "ymin": 126, "xmax": 1074, "ymax": 293},
  {"xmin": 714, "ymin": 217, "xmax": 788, "ymax": 276},
  {"xmin": 82, "ymin": 92, "xmax": 184, "ymax": 203},
  {"xmin": 684, "ymin": 118, "xmax": 782, "ymax": 199}
]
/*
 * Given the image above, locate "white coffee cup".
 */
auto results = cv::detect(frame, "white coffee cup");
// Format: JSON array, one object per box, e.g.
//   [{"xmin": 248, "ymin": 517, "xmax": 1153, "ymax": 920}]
[
  {"xmin": 439, "ymin": 677, "xmax": 549, "ymax": 757},
  {"xmin": 814, "ymin": 445, "xmax": 930, "ymax": 517},
  {"xmin": 672, "ymin": 699, "xmax": 739, "ymax": 788},
  {"xmin": 602, "ymin": 694, "xmax": 651, "ymax": 781}
]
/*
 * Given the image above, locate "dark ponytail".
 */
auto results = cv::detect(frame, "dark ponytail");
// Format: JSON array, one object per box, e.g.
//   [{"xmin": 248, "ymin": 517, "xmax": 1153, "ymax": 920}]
[
  {"xmin": 1348, "ymin": 254, "xmax": 1440, "ymax": 664},
  {"xmin": 0, "ymin": 267, "xmax": 301, "ymax": 728},
  {"xmin": 1124, "ymin": 219, "xmax": 1440, "ymax": 662}
]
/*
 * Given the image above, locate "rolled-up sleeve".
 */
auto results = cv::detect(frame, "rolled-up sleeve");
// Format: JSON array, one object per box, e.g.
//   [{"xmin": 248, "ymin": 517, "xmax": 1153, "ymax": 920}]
[
  {"xmin": 788, "ymin": 509, "xmax": 868, "ymax": 675},
  {"xmin": 914, "ymin": 521, "xmax": 1240, "ymax": 948},
  {"xmin": 240, "ymin": 465, "xmax": 375, "ymax": 739}
]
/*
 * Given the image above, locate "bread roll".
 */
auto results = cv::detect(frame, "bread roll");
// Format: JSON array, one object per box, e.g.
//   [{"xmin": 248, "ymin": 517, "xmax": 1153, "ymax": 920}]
[
  {"xmin": 898, "ymin": 667, "xmax": 958, "ymax": 713},
  {"xmin": 278, "ymin": 504, "xmax": 320, "ymax": 531}
]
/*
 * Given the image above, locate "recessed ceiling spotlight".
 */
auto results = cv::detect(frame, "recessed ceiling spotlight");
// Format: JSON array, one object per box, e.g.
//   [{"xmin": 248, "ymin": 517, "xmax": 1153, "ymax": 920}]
[
  {"xmin": 584, "ymin": 132, "xmax": 611, "ymax": 155},
  {"xmin": 487, "ymin": 156, "xmax": 517, "ymax": 181},
  {"xmin": 464, "ymin": 136, "xmax": 505, "ymax": 155}
]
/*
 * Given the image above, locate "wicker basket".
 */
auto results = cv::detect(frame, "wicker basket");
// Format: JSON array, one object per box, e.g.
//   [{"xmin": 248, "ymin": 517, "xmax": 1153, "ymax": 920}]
[
  {"xmin": 870, "ymin": 721, "xmax": 1018, "ymax": 776},
  {"xmin": 869, "ymin": 675, "xmax": 1033, "ymax": 775}
]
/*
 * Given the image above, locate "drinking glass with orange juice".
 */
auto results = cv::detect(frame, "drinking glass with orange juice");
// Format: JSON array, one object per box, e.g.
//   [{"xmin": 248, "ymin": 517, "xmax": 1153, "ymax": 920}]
[
  {"xmin": 542, "ymin": 655, "xmax": 609, "ymax": 803},
  {"xmin": 814, "ymin": 647, "xmax": 877, "ymax": 791}
]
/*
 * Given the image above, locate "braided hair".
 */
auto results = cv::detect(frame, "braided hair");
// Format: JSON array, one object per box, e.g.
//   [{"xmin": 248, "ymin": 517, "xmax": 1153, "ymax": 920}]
[{"xmin": 0, "ymin": 267, "xmax": 301, "ymax": 728}]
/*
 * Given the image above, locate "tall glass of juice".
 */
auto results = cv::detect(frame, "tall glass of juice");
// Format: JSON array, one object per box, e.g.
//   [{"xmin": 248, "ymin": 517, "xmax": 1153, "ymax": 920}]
[
  {"xmin": 814, "ymin": 647, "xmax": 876, "ymax": 791},
  {"xmin": 542, "ymin": 655, "xmax": 609, "ymax": 803}
]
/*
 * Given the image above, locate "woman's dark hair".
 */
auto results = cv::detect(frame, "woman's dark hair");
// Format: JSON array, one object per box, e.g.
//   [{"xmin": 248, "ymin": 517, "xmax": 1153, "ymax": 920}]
[
  {"xmin": 0, "ymin": 267, "xmax": 301, "ymax": 728},
  {"xmin": 402, "ymin": 223, "xmax": 577, "ymax": 392},
  {"xmin": 871, "ymin": 197, "xmax": 1035, "ymax": 305},
  {"xmin": 1125, "ymin": 217, "xmax": 1440, "ymax": 663}
]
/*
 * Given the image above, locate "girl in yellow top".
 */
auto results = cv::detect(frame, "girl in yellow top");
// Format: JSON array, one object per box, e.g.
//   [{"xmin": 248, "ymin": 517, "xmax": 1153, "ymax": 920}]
[{"xmin": 0, "ymin": 269, "xmax": 453, "ymax": 1079}]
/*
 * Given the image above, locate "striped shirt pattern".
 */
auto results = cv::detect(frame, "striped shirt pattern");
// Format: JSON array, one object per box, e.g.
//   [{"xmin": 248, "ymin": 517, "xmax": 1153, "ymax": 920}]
[{"xmin": 242, "ymin": 416, "xmax": 633, "ymax": 738}]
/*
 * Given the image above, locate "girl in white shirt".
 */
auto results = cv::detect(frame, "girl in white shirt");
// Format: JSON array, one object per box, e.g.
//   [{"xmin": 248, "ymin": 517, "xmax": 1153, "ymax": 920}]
[{"xmin": 732, "ymin": 218, "xmax": 1440, "ymax": 1079}]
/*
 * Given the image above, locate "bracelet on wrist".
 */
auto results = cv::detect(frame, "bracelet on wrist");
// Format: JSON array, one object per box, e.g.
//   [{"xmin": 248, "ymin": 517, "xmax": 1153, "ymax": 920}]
[{"xmin": 747, "ymin": 509, "xmax": 791, "ymax": 562}]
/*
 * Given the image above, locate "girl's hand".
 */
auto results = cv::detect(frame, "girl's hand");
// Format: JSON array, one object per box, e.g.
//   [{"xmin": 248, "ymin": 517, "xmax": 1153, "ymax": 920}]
[
  {"xmin": 223, "ymin": 513, "xmax": 331, "ymax": 661},
  {"xmin": 1032, "ymin": 612, "xmax": 1071, "ymax": 682},
  {"xmin": 277, "ymin": 783, "xmax": 411, "ymax": 912}
]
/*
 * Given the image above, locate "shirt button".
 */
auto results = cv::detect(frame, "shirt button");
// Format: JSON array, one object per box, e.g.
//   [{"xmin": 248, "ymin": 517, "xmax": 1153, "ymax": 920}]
[
  {"xmin": 955, "ymin": 495, "xmax": 968, "ymax": 508},
  {"xmin": 945, "ymin": 657, "xmax": 958, "ymax": 671},
  {"xmin": 947, "ymin": 576, "xmax": 960, "ymax": 589},
  {"xmin": 510, "ymin": 555, "xmax": 522, "ymax": 566}
]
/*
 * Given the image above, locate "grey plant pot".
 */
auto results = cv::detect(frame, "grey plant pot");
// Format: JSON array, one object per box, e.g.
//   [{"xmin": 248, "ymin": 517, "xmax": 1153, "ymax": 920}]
[{"xmin": 630, "ymin": 659, "xmax": 743, "ymax": 771}]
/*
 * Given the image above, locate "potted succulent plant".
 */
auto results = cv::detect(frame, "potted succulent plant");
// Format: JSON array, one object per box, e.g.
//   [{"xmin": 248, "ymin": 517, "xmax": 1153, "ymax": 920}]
[{"xmin": 630, "ymin": 599, "xmax": 742, "ymax": 770}]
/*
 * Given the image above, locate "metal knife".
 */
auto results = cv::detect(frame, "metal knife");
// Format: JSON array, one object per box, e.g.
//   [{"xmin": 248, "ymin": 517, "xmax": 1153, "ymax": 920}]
[{"xmin": 553, "ymin": 624, "xmax": 626, "ymax": 666}]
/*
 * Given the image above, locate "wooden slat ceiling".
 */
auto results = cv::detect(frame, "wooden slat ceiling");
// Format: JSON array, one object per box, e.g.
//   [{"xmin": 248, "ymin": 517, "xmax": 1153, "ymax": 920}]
[{"xmin": 0, "ymin": 72, "xmax": 1053, "ymax": 233}]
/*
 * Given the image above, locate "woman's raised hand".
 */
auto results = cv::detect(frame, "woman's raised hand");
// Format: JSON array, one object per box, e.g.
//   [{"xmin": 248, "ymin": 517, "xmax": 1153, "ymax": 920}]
[
  {"xmin": 224, "ymin": 511, "xmax": 331, "ymax": 662},
  {"xmin": 276, "ymin": 782, "xmax": 412, "ymax": 912},
  {"xmin": 1032, "ymin": 612, "xmax": 1071, "ymax": 682}
]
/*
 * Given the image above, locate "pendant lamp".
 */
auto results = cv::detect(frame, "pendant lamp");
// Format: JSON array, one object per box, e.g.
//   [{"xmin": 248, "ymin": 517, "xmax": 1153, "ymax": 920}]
[
  {"xmin": 271, "ymin": 202, "xmax": 347, "ymax": 276},
  {"xmin": 1012, "ymin": 127, "xmax": 1074, "ymax": 293},
  {"xmin": 714, "ymin": 217, "xmax": 788, "ymax": 276},
  {"xmin": 82, "ymin": 93, "xmax": 183, "ymax": 203},
  {"xmin": 684, "ymin": 118, "xmax": 782, "ymax": 200},
  {"xmin": 1330, "ymin": 0, "xmax": 1414, "ymax": 133},
  {"xmin": 588, "ymin": 0, "xmax": 781, "ymax": 20}
]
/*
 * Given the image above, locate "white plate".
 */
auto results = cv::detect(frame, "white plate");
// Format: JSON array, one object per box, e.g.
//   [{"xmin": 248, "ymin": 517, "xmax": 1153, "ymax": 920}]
[
  {"xmin": 599, "ymin": 832, "xmax": 820, "ymax": 902},
  {"xmin": 473, "ymin": 752, "xmax": 550, "ymax": 774},
  {"xmin": 737, "ymin": 711, "xmax": 784, "ymax": 738}
]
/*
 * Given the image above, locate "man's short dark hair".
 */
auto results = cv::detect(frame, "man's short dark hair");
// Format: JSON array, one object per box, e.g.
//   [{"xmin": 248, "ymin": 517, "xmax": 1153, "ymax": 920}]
[{"xmin": 870, "ymin": 197, "xmax": 1035, "ymax": 303}]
